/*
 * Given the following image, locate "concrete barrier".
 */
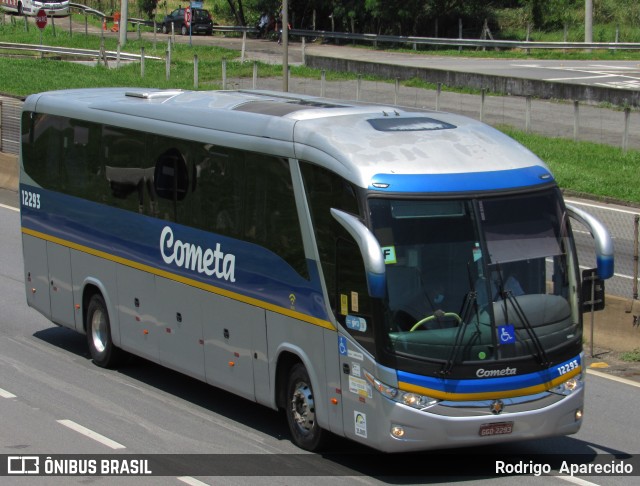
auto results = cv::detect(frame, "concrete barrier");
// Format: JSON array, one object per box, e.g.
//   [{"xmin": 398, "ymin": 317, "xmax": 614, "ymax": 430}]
[
  {"xmin": 305, "ymin": 54, "xmax": 640, "ymax": 108},
  {"xmin": 0, "ymin": 152, "xmax": 18, "ymax": 191}
]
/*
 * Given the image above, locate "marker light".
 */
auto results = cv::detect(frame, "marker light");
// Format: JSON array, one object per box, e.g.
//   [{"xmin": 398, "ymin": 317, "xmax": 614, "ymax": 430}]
[{"xmin": 575, "ymin": 409, "xmax": 583, "ymax": 421}]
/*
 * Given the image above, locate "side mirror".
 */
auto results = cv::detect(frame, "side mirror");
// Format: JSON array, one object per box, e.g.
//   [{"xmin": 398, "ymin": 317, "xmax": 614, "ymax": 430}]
[
  {"xmin": 581, "ymin": 268, "xmax": 605, "ymax": 312},
  {"xmin": 330, "ymin": 208, "xmax": 386, "ymax": 298},
  {"xmin": 567, "ymin": 204, "xmax": 614, "ymax": 279}
]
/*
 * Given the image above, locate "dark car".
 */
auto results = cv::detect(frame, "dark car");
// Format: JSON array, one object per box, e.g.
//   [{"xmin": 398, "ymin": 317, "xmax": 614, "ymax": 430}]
[{"xmin": 160, "ymin": 7, "xmax": 213, "ymax": 36}]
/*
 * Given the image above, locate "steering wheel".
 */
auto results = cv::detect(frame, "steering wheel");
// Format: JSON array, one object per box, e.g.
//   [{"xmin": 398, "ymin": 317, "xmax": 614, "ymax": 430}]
[{"xmin": 409, "ymin": 311, "xmax": 462, "ymax": 332}]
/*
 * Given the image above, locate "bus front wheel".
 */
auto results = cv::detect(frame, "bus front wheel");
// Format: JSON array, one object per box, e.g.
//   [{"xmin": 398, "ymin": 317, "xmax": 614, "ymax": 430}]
[
  {"xmin": 86, "ymin": 294, "xmax": 122, "ymax": 368},
  {"xmin": 285, "ymin": 363, "xmax": 328, "ymax": 451}
]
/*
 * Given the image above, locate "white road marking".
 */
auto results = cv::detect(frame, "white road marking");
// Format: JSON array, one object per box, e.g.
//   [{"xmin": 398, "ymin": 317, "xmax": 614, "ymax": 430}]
[
  {"xmin": 545, "ymin": 74, "xmax": 616, "ymax": 82},
  {"xmin": 554, "ymin": 474, "xmax": 601, "ymax": 486},
  {"xmin": 178, "ymin": 477, "xmax": 210, "ymax": 486},
  {"xmin": 587, "ymin": 369, "xmax": 640, "ymax": 389},
  {"xmin": 56, "ymin": 419, "xmax": 126, "ymax": 450},
  {"xmin": 0, "ymin": 387, "xmax": 17, "ymax": 398},
  {"xmin": 0, "ymin": 203, "xmax": 19, "ymax": 212}
]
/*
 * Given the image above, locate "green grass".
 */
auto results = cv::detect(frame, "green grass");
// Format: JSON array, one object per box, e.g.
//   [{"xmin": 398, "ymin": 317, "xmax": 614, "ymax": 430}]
[
  {"xmin": 2, "ymin": 18, "xmax": 640, "ymax": 205},
  {"xmin": 620, "ymin": 348, "xmax": 640, "ymax": 362},
  {"xmin": 500, "ymin": 128, "xmax": 640, "ymax": 204}
]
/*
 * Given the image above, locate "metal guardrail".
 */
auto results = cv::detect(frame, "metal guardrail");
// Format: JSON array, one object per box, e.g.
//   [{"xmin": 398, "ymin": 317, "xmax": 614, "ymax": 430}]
[
  {"xmin": 68, "ymin": 3, "xmax": 153, "ymax": 28},
  {"xmin": 287, "ymin": 29, "xmax": 640, "ymax": 51},
  {"xmin": 212, "ymin": 25, "xmax": 258, "ymax": 35},
  {"xmin": 0, "ymin": 42, "xmax": 161, "ymax": 61}
]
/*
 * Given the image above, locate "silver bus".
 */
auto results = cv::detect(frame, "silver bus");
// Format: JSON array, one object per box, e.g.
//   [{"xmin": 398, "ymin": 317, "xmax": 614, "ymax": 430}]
[{"xmin": 20, "ymin": 88, "xmax": 614, "ymax": 452}]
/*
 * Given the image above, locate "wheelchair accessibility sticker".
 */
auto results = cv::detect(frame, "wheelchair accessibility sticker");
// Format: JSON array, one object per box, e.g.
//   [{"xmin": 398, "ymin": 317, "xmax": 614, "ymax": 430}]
[
  {"xmin": 339, "ymin": 335, "xmax": 348, "ymax": 356},
  {"xmin": 498, "ymin": 325, "xmax": 516, "ymax": 344}
]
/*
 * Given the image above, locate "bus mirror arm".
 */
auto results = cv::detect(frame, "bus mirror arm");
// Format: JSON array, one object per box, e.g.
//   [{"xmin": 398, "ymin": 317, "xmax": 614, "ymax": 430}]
[
  {"xmin": 330, "ymin": 208, "xmax": 386, "ymax": 299},
  {"xmin": 566, "ymin": 204, "xmax": 614, "ymax": 280}
]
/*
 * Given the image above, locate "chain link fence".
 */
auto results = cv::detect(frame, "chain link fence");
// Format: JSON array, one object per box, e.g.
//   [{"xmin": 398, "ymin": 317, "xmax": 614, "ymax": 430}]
[
  {"xmin": 220, "ymin": 68, "xmax": 640, "ymax": 152},
  {"xmin": 0, "ymin": 96, "xmax": 22, "ymax": 156}
]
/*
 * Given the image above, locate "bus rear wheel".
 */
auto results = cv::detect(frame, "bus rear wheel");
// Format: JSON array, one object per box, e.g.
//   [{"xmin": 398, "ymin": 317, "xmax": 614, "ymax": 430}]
[
  {"xmin": 86, "ymin": 294, "xmax": 122, "ymax": 368},
  {"xmin": 285, "ymin": 363, "xmax": 328, "ymax": 451}
]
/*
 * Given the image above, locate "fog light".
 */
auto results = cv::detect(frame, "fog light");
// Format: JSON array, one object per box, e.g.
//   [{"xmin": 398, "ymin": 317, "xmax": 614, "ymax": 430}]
[
  {"xmin": 575, "ymin": 409, "xmax": 583, "ymax": 421},
  {"xmin": 391, "ymin": 426, "xmax": 405, "ymax": 438}
]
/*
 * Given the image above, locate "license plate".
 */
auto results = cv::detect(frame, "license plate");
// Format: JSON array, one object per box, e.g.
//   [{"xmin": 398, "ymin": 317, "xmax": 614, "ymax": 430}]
[{"xmin": 479, "ymin": 421, "xmax": 513, "ymax": 437}]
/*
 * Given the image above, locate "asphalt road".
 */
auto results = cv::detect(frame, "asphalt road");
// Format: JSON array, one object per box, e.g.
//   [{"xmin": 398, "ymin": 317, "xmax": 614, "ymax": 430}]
[{"xmin": 1, "ymin": 197, "xmax": 640, "ymax": 485}]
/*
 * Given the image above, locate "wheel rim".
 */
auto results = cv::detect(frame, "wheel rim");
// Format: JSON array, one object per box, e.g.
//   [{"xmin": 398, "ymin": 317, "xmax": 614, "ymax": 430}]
[
  {"xmin": 290, "ymin": 380, "xmax": 315, "ymax": 435},
  {"xmin": 90, "ymin": 308, "xmax": 107, "ymax": 354}
]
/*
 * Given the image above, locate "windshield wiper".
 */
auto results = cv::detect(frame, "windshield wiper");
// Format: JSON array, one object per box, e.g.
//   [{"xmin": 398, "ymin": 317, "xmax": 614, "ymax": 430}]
[
  {"xmin": 495, "ymin": 263, "xmax": 550, "ymax": 368},
  {"xmin": 440, "ymin": 263, "xmax": 481, "ymax": 375}
]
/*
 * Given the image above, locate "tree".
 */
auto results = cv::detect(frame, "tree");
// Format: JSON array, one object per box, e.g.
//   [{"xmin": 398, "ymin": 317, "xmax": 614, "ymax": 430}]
[
  {"xmin": 226, "ymin": 0, "xmax": 247, "ymax": 26},
  {"xmin": 140, "ymin": 0, "xmax": 158, "ymax": 19}
]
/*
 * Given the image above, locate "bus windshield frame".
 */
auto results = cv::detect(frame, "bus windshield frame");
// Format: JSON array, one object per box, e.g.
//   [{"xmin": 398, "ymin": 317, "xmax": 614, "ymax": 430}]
[{"xmin": 366, "ymin": 187, "xmax": 582, "ymax": 375}]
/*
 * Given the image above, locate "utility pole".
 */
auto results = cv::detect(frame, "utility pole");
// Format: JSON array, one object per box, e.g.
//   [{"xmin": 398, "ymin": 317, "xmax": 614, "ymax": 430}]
[
  {"xmin": 282, "ymin": 0, "xmax": 289, "ymax": 92},
  {"xmin": 585, "ymin": 0, "xmax": 593, "ymax": 44},
  {"xmin": 119, "ymin": 0, "xmax": 129, "ymax": 48}
]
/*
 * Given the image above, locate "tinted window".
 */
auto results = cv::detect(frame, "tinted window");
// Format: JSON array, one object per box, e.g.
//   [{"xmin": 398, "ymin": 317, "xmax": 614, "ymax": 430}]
[
  {"xmin": 22, "ymin": 113, "xmax": 309, "ymax": 279},
  {"xmin": 300, "ymin": 162, "xmax": 373, "ymax": 352}
]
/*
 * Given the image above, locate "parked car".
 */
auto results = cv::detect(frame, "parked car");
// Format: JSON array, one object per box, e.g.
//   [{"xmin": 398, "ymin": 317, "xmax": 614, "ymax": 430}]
[{"xmin": 160, "ymin": 7, "xmax": 213, "ymax": 36}]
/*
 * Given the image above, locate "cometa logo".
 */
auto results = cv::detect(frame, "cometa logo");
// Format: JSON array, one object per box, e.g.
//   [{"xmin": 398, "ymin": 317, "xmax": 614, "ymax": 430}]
[
  {"xmin": 476, "ymin": 367, "xmax": 517, "ymax": 378},
  {"xmin": 160, "ymin": 226, "xmax": 236, "ymax": 282}
]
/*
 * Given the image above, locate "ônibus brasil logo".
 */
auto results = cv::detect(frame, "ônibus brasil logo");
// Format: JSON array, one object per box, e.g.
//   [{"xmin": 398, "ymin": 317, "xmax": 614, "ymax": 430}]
[{"xmin": 160, "ymin": 226, "xmax": 236, "ymax": 282}]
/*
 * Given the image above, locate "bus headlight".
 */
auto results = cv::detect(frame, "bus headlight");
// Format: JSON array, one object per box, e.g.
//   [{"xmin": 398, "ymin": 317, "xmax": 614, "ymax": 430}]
[
  {"xmin": 364, "ymin": 370, "xmax": 439, "ymax": 410},
  {"xmin": 552, "ymin": 374, "xmax": 583, "ymax": 396}
]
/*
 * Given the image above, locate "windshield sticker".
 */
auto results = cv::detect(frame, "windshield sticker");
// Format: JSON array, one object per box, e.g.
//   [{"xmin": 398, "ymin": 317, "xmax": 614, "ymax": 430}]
[
  {"xmin": 346, "ymin": 315, "xmax": 367, "ymax": 333},
  {"xmin": 349, "ymin": 376, "xmax": 372, "ymax": 398},
  {"xmin": 340, "ymin": 294, "xmax": 348, "ymax": 315},
  {"xmin": 473, "ymin": 242, "xmax": 482, "ymax": 262},
  {"xmin": 498, "ymin": 325, "xmax": 516, "ymax": 344},
  {"xmin": 351, "ymin": 292, "xmax": 359, "ymax": 312},
  {"xmin": 354, "ymin": 412, "xmax": 368, "ymax": 438},
  {"xmin": 382, "ymin": 246, "xmax": 397, "ymax": 264}
]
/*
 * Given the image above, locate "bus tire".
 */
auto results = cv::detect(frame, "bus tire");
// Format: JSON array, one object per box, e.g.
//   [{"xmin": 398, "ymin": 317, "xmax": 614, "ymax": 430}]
[
  {"xmin": 285, "ymin": 363, "xmax": 328, "ymax": 451},
  {"xmin": 86, "ymin": 294, "xmax": 122, "ymax": 368}
]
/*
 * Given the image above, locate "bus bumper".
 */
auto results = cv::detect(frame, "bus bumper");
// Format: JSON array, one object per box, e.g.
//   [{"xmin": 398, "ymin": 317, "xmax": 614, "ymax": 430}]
[{"xmin": 368, "ymin": 387, "xmax": 583, "ymax": 453}]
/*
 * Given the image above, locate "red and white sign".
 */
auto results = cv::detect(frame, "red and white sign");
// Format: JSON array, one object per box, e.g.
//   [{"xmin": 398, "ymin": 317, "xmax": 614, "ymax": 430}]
[
  {"xmin": 184, "ymin": 7, "xmax": 191, "ymax": 27},
  {"xmin": 35, "ymin": 9, "xmax": 48, "ymax": 30}
]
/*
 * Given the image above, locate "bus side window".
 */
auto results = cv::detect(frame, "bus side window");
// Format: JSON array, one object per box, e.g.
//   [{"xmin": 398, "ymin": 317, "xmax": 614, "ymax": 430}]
[
  {"xmin": 154, "ymin": 148, "xmax": 189, "ymax": 201},
  {"xmin": 336, "ymin": 237, "xmax": 374, "ymax": 354},
  {"xmin": 244, "ymin": 156, "xmax": 309, "ymax": 279},
  {"xmin": 153, "ymin": 148, "xmax": 190, "ymax": 222}
]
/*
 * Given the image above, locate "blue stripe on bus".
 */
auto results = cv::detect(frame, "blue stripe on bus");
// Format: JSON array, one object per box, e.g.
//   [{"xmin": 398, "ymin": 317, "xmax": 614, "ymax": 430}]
[
  {"xmin": 397, "ymin": 355, "xmax": 581, "ymax": 397},
  {"xmin": 369, "ymin": 166, "xmax": 554, "ymax": 193},
  {"xmin": 20, "ymin": 185, "xmax": 330, "ymax": 322}
]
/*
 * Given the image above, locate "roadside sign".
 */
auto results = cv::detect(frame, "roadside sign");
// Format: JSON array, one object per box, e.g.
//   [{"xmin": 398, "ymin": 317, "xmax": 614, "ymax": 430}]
[
  {"xmin": 185, "ymin": 6, "xmax": 191, "ymax": 27},
  {"xmin": 35, "ymin": 9, "xmax": 47, "ymax": 30}
]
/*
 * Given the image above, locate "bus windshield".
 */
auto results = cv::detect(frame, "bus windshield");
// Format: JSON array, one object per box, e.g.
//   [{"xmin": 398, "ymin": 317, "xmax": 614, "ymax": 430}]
[{"xmin": 369, "ymin": 188, "xmax": 580, "ymax": 366}]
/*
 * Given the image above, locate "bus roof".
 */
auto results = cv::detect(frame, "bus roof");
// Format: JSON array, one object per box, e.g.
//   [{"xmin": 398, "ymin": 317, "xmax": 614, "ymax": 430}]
[{"xmin": 24, "ymin": 88, "xmax": 553, "ymax": 192}]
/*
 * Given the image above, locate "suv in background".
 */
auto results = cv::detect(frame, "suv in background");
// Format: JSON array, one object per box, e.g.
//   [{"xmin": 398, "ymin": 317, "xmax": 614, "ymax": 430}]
[{"xmin": 160, "ymin": 7, "xmax": 214, "ymax": 36}]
